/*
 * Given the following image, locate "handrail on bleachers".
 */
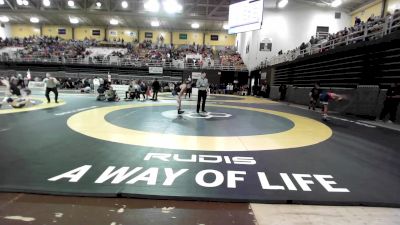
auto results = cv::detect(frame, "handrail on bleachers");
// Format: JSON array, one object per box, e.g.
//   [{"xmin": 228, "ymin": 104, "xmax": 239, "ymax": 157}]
[
  {"xmin": 0, "ymin": 55, "xmax": 248, "ymax": 72},
  {"xmin": 267, "ymin": 10, "xmax": 400, "ymax": 66}
]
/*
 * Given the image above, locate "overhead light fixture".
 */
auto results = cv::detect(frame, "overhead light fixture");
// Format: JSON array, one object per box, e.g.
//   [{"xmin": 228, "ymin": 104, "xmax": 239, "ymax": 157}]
[
  {"xmin": 151, "ymin": 21, "xmax": 160, "ymax": 27},
  {"xmin": 144, "ymin": 0, "xmax": 160, "ymax": 12},
  {"xmin": 162, "ymin": 0, "xmax": 182, "ymax": 14},
  {"xmin": 0, "ymin": 16, "xmax": 9, "ymax": 22},
  {"xmin": 110, "ymin": 18, "xmax": 119, "ymax": 25},
  {"xmin": 223, "ymin": 24, "xmax": 229, "ymax": 30},
  {"xmin": 277, "ymin": 0, "xmax": 288, "ymax": 8},
  {"xmin": 331, "ymin": 0, "xmax": 342, "ymax": 7},
  {"xmin": 22, "ymin": 0, "xmax": 28, "ymax": 6},
  {"xmin": 43, "ymin": 0, "xmax": 50, "ymax": 7},
  {"xmin": 69, "ymin": 17, "xmax": 79, "ymax": 24},
  {"xmin": 121, "ymin": 0, "xmax": 128, "ymax": 8},
  {"xmin": 0, "ymin": 0, "xmax": 4, "ymax": 5},
  {"xmin": 191, "ymin": 23, "xmax": 199, "ymax": 29},
  {"xmin": 30, "ymin": 17, "xmax": 39, "ymax": 23},
  {"xmin": 16, "ymin": 0, "xmax": 23, "ymax": 5},
  {"xmin": 96, "ymin": 1, "xmax": 101, "ymax": 7},
  {"xmin": 68, "ymin": 0, "xmax": 74, "ymax": 7}
]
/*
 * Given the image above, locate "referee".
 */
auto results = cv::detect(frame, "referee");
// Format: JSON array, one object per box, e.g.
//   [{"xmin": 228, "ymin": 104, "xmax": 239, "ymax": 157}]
[
  {"xmin": 196, "ymin": 72, "xmax": 209, "ymax": 113},
  {"xmin": 43, "ymin": 73, "xmax": 59, "ymax": 103}
]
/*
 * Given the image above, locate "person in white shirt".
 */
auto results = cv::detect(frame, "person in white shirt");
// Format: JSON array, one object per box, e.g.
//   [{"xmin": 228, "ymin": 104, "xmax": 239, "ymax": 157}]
[
  {"xmin": 196, "ymin": 72, "xmax": 209, "ymax": 113},
  {"xmin": 93, "ymin": 77, "xmax": 100, "ymax": 93},
  {"xmin": 43, "ymin": 73, "xmax": 59, "ymax": 103}
]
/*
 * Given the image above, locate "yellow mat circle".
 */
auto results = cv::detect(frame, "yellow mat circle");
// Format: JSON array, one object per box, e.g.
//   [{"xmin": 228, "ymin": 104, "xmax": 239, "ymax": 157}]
[{"xmin": 67, "ymin": 103, "xmax": 332, "ymax": 151}]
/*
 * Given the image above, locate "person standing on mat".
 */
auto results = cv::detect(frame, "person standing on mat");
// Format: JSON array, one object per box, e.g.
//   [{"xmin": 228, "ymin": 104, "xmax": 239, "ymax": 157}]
[
  {"xmin": 152, "ymin": 78, "xmax": 160, "ymax": 101},
  {"xmin": 378, "ymin": 82, "xmax": 400, "ymax": 123},
  {"xmin": 175, "ymin": 80, "xmax": 188, "ymax": 115},
  {"xmin": 185, "ymin": 79, "xmax": 192, "ymax": 99},
  {"xmin": 309, "ymin": 82, "xmax": 321, "ymax": 110},
  {"xmin": 43, "ymin": 73, "xmax": 59, "ymax": 103},
  {"xmin": 93, "ymin": 76, "xmax": 100, "ymax": 93},
  {"xmin": 196, "ymin": 72, "xmax": 209, "ymax": 113},
  {"xmin": 279, "ymin": 84, "xmax": 287, "ymax": 101}
]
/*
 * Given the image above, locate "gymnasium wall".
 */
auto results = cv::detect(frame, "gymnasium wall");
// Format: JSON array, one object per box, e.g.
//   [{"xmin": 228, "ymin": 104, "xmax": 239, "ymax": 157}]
[
  {"xmin": 172, "ymin": 31, "xmax": 204, "ymax": 45},
  {"xmin": 74, "ymin": 26, "xmax": 105, "ymax": 41},
  {"xmin": 138, "ymin": 30, "xmax": 171, "ymax": 44},
  {"xmin": 236, "ymin": 0, "xmax": 351, "ymax": 70},
  {"xmin": 204, "ymin": 32, "xmax": 236, "ymax": 46},
  {"xmin": 386, "ymin": 0, "xmax": 400, "ymax": 13},
  {"xmin": 268, "ymin": 85, "xmax": 400, "ymax": 123},
  {"xmin": 351, "ymin": 0, "xmax": 383, "ymax": 23},
  {"xmin": 11, "ymin": 24, "xmax": 41, "ymax": 38},
  {"xmin": 0, "ymin": 23, "xmax": 11, "ymax": 39},
  {"xmin": 107, "ymin": 28, "xmax": 138, "ymax": 42},
  {"xmin": 42, "ymin": 25, "xmax": 73, "ymax": 40},
  {"xmin": 7, "ymin": 24, "xmax": 234, "ymax": 46}
]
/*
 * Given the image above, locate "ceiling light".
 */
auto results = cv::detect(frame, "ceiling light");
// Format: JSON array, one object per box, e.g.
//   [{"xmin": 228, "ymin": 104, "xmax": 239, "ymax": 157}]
[
  {"xmin": 16, "ymin": 0, "xmax": 23, "ymax": 5},
  {"xmin": 30, "ymin": 17, "xmax": 39, "ymax": 23},
  {"xmin": 68, "ymin": 0, "xmax": 74, "ymax": 7},
  {"xmin": 151, "ymin": 21, "xmax": 160, "ymax": 27},
  {"xmin": 22, "ymin": 0, "xmax": 28, "ymax": 6},
  {"xmin": 277, "ymin": 0, "xmax": 288, "ymax": 8},
  {"xmin": 144, "ymin": 0, "xmax": 160, "ymax": 12},
  {"xmin": 69, "ymin": 17, "xmax": 79, "ymax": 24},
  {"xmin": 0, "ymin": 0, "xmax": 4, "ymax": 5},
  {"xmin": 163, "ymin": 0, "xmax": 182, "ymax": 14},
  {"xmin": 331, "ymin": 0, "xmax": 342, "ymax": 7},
  {"xmin": 110, "ymin": 19, "xmax": 118, "ymax": 25},
  {"xmin": 223, "ymin": 24, "xmax": 229, "ymax": 30},
  {"xmin": 191, "ymin": 23, "xmax": 199, "ymax": 29},
  {"xmin": 121, "ymin": 1, "xmax": 128, "ymax": 8},
  {"xmin": 0, "ymin": 16, "xmax": 9, "ymax": 22},
  {"xmin": 43, "ymin": 0, "xmax": 50, "ymax": 7}
]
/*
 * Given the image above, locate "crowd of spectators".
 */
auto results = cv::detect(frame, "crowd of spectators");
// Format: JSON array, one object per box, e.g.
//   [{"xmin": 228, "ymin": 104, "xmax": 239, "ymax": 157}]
[
  {"xmin": 0, "ymin": 36, "xmax": 97, "ymax": 61},
  {"xmin": 0, "ymin": 35, "xmax": 246, "ymax": 70},
  {"xmin": 217, "ymin": 47, "xmax": 245, "ymax": 69}
]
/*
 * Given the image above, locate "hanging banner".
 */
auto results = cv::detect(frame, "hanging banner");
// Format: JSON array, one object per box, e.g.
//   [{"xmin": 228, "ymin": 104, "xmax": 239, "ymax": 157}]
[
  {"xmin": 192, "ymin": 72, "xmax": 202, "ymax": 80},
  {"xmin": 149, "ymin": 67, "xmax": 163, "ymax": 74}
]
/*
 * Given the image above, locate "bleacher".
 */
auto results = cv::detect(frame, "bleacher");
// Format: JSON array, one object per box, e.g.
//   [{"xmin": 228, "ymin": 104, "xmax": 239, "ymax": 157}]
[{"xmin": 270, "ymin": 30, "xmax": 400, "ymax": 88}]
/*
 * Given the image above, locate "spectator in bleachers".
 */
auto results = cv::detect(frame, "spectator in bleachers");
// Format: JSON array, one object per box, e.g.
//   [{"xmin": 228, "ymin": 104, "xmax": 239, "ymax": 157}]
[{"xmin": 355, "ymin": 17, "xmax": 361, "ymax": 26}]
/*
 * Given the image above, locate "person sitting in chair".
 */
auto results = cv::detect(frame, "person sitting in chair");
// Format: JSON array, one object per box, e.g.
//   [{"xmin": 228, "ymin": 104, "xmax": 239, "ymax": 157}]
[
  {"xmin": 125, "ymin": 85, "xmax": 135, "ymax": 100},
  {"xmin": 105, "ymin": 86, "xmax": 120, "ymax": 102}
]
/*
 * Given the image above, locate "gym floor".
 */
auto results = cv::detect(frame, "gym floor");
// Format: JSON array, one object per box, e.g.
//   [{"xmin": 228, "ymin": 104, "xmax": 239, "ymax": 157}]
[{"xmin": 0, "ymin": 91, "xmax": 399, "ymax": 224}]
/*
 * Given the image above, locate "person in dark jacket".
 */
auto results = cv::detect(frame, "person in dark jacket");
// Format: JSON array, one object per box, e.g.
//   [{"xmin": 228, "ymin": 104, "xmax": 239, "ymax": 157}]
[
  {"xmin": 309, "ymin": 82, "xmax": 321, "ymax": 110},
  {"xmin": 379, "ymin": 83, "xmax": 400, "ymax": 123},
  {"xmin": 152, "ymin": 78, "xmax": 161, "ymax": 101},
  {"xmin": 279, "ymin": 84, "xmax": 287, "ymax": 101}
]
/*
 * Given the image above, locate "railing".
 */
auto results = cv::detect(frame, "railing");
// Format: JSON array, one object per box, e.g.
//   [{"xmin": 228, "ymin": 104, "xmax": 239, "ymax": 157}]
[
  {"xmin": 267, "ymin": 11, "xmax": 400, "ymax": 66},
  {"xmin": 0, "ymin": 53, "xmax": 248, "ymax": 72}
]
